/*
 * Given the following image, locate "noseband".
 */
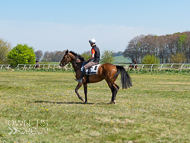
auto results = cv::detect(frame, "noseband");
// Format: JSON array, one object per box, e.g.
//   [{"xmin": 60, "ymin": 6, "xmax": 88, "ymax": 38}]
[{"xmin": 61, "ymin": 53, "xmax": 82, "ymax": 66}]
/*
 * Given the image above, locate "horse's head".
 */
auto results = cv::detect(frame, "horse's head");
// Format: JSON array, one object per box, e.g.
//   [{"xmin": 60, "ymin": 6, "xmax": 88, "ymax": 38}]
[
  {"xmin": 60, "ymin": 50, "xmax": 85, "ymax": 67},
  {"xmin": 59, "ymin": 50, "xmax": 72, "ymax": 67}
]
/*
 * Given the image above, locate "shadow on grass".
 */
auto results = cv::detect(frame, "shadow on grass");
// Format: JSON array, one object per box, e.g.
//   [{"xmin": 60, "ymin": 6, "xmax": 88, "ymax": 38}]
[
  {"xmin": 34, "ymin": 100, "xmax": 110, "ymax": 105},
  {"xmin": 34, "ymin": 100, "xmax": 94, "ymax": 104}
]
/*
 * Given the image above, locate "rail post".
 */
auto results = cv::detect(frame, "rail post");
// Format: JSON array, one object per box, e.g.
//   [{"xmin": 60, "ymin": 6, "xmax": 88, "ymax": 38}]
[
  {"xmin": 151, "ymin": 64, "xmax": 154, "ymax": 71},
  {"xmin": 160, "ymin": 64, "xmax": 163, "ymax": 71},
  {"xmin": 17, "ymin": 64, "xmax": 20, "ymax": 70},
  {"xmin": 180, "ymin": 64, "xmax": 184, "ymax": 72},
  {"xmin": 170, "ymin": 64, "xmax": 174, "ymax": 70},
  {"xmin": 141, "ymin": 65, "xmax": 144, "ymax": 71},
  {"xmin": 1, "ymin": 65, "xmax": 3, "ymax": 69}
]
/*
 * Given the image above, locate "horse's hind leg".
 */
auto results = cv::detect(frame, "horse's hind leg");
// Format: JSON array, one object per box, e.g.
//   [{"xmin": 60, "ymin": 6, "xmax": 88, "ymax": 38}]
[
  {"xmin": 113, "ymin": 83, "xmax": 119, "ymax": 103},
  {"xmin": 114, "ymin": 83, "xmax": 119, "ymax": 91},
  {"xmin": 83, "ymin": 83, "xmax": 87, "ymax": 103},
  {"xmin": 75, "ymin": 83, "xmax": 85, "ymax": 102},
  {"xmin": 107, "ymin": 82, "xmax": 117, "ymax": 104}
]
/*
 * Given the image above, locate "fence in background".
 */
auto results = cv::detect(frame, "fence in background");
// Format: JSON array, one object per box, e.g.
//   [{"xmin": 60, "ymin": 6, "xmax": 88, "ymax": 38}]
[
  {"xmin": 16, "ymin": 64, "xmax": 71, "ymax": 70},
  {"xmin": 115, "ymin": 63, "xmax": 190, "ymax": 72},
  {"xmin": 0, "ymin": 64, "xmax": 10, "ymax": 70},
  {"xmin": 1, "ymin": 63, "xmax": 190, "ymax": 72}
]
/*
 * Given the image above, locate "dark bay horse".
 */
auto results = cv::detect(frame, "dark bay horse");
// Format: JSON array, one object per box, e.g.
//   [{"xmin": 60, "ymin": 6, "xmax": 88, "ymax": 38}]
[{"xmin": 59, "ymin": 50, "xmax": 132, "ymax": 104}]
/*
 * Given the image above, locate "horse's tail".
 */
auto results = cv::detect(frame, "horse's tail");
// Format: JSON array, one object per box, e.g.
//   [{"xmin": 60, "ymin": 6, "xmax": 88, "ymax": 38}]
[{"xmin": 114, "ymin": 66, "xmax": 132, "ymax": 89}]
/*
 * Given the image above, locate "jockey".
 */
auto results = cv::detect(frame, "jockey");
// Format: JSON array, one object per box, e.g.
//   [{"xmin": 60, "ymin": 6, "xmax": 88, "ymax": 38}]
[
  {"xmin": 132, "ymin": 58, "xmax": 137, "ymax": 66},
  {"xmin": 35, "ymin": 60, "xmax": 39, "ymax": 68},
  {"xmin": 75, "ymin": 38, "xmax": 100, "ymax": 83}
]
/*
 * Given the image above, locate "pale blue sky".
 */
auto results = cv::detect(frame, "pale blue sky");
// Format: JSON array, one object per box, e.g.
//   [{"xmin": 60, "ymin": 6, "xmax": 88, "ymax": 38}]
[{"xmin": 0, "ymin": 0, "xmax": 190, "ymax": 53}]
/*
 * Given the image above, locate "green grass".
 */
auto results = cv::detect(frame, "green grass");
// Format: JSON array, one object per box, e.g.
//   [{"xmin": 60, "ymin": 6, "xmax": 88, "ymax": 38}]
[
  {"xmin": 113, "ymin": 55, "xmax": 131, "ymax": 63},
  {"xmin": 0, "ymin": 70, "xmax": 190, "ymax": 142},
  {"xmin": 39, "ymin": 62, "xmax": 59, "ymax": 64}
]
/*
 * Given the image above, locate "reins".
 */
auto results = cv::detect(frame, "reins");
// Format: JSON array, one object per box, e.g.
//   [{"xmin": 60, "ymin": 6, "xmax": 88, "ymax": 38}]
[{"xmin": 69, "ymin": 53, "xmax": 84, "ymax": 72}]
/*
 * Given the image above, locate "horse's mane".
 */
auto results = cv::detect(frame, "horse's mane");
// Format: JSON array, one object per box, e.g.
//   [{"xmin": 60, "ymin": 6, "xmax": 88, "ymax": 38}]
[{"xmin": 70, "ymin": 51, "xmax": 85, "ymax": 61}]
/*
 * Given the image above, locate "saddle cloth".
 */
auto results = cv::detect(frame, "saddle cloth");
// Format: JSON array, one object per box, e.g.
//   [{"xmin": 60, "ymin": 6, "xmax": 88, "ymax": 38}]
[{"xmin": 81, "ymin": 64, "xmax": 101, "ymax": 75}]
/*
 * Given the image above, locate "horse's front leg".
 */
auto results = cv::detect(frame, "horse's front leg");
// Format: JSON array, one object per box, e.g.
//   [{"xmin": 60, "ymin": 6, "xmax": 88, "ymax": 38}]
[
  {"xmin": 83, "ymin": 83, "xmax": 87, "ymax": 103},
  {"xmin": 75, "ymin": 83, "xmax": 85, "ymax": 102}
]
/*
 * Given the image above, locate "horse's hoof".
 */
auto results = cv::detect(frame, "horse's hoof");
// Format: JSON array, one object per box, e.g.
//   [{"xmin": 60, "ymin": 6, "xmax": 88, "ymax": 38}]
[{"xmin": 109, "ymin": 101, "xmax": 116, "ymax": 104}]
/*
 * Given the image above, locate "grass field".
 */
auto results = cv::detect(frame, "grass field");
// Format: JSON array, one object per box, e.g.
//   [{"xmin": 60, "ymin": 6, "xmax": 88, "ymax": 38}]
[
  {"xmin": 39, "ymin": 62, "xmax": 60, "ymax": 65},
  {"xmin": 0, "ymin": 70, "xmax": 190, "ymax": 142},
  {"xmin": 113, "ymin": 55, "xmax": 131, "ymax": 63}
]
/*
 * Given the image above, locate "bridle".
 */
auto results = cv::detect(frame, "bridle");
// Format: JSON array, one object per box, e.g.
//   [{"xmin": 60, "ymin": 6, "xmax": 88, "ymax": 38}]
[
  {"xmin": 60, "ymin": 53, "xmax": 70, "ymax": 66},
  {"xmin": 60, "ymin": 52, "xmax": 82, "ymax": 69}
]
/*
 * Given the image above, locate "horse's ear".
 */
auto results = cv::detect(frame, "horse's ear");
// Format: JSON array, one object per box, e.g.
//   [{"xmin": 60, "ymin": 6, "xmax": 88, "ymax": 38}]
[{"xmin": 66, "ymin": 49, "xmax": 68, "ymax": 54}]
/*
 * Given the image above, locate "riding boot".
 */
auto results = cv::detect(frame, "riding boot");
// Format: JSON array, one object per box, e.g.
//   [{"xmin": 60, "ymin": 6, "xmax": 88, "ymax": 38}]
[{"xmin": 75, "ymin": 69, "xmax": 85, "ymax": 83}]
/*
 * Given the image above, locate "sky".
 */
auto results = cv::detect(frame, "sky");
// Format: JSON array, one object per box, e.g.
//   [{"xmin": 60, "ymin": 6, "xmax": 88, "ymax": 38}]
[{"xmin": 0, "ymin": 0, "xmax": 190, "ymax": 54}]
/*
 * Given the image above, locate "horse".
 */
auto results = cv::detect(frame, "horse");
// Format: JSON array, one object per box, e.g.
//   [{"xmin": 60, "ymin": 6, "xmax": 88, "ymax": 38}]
[
  {"xmin": 128, "ymin": 60, "xmax": 137, "ymax": 69},
  {"xmin": 59, "ymin": 50, "xmax": 132, "ymax": 104},
  {"xmin": 34, "ymin": 64, "xmax": 39, "ymax": 68}
]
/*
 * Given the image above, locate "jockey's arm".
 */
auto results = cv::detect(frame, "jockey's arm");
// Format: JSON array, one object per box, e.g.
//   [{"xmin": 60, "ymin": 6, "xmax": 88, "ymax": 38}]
[{"xmin": 87, "ymin": 54, "xmax": 94, "ymax": 62}]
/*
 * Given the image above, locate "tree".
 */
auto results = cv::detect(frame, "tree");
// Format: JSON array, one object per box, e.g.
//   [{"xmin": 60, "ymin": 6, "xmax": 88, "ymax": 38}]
[
  {"xmin": 141, "ymin": 55, "xmax": 160, "ymax": 64},
  {"xmin": 101, "ymin": 50, "xmax": 115, "ymax": 64},
  {"xmin": 81, "ymin": 51, "xmax": 91, "ymax": 61},
  {"xmin": 7, "ymin": 44, "xmax": 36, "ymax": 66},
  {"xmin": 41, "ymin": 51, "xmax": 54, "ymax": 62},
  {"xmin": 178, "ymin": 34, "xmax": 187, "ymax": 53},
  {"xmin": 170, "ymin": 53, "xmax": 186, "ymax": 63},
  {"xmin": 52, "ymin": 51, "xmax": 66, "ymax": 62},
  {"xmin": 123, "ymin": 35, "xmax": 145, "ymax": 63},
  {"xmin": 41, "ymin": 51, "xmax": 66, "ymax": 62},
  {"xmin": 0, "ymin": 39, "xmax": 11, "ymax": 64},
  {"xmin": 124, "ymin": 31, "xmax": 190, "ymax": 63},
  {"xmin": 35, "ymin": 50, "xmax": 43, "ymax": 61},
  {"xmin": 113, "ymin": 51, "xmax": 123, "ymax": 56}
]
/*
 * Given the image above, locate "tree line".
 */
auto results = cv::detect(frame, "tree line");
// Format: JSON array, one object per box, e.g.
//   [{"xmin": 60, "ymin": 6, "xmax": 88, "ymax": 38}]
[
  {"xmin": 35, "ymin": 50, "xmax": 90, "ymax": 62},
  {"xmin": 2, "ymin": 31, "xmax": 190, "ymax": 66},
  {"xmin": 0, "ymin": 39, "xmax": 115, "ymax": 66},
  {"xmin": 35, "ymin": 50, "xmax": 66, "ymax": 62},
  {"xmin": 123, "ymin": 31, "xmax": 190, "ymax": 63},
  {"xmin": 0, "ymin": 39, "xmax": 11, "ymax": 64},
  {"xmin": 36, "ymin": 50, "xmax": 115, "ymax": 63}
]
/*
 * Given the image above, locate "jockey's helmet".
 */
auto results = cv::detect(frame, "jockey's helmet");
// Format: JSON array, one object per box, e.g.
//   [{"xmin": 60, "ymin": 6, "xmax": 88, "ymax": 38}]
[{"xmin": 89, "ymin": 38, "xmax": 96, "ymax": 44}]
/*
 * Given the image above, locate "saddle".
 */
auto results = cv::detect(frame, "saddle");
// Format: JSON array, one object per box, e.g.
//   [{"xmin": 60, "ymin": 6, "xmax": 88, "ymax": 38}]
[{"xmin": 81, "ymin": 63, "xmax": 101, "ymax": 75}]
